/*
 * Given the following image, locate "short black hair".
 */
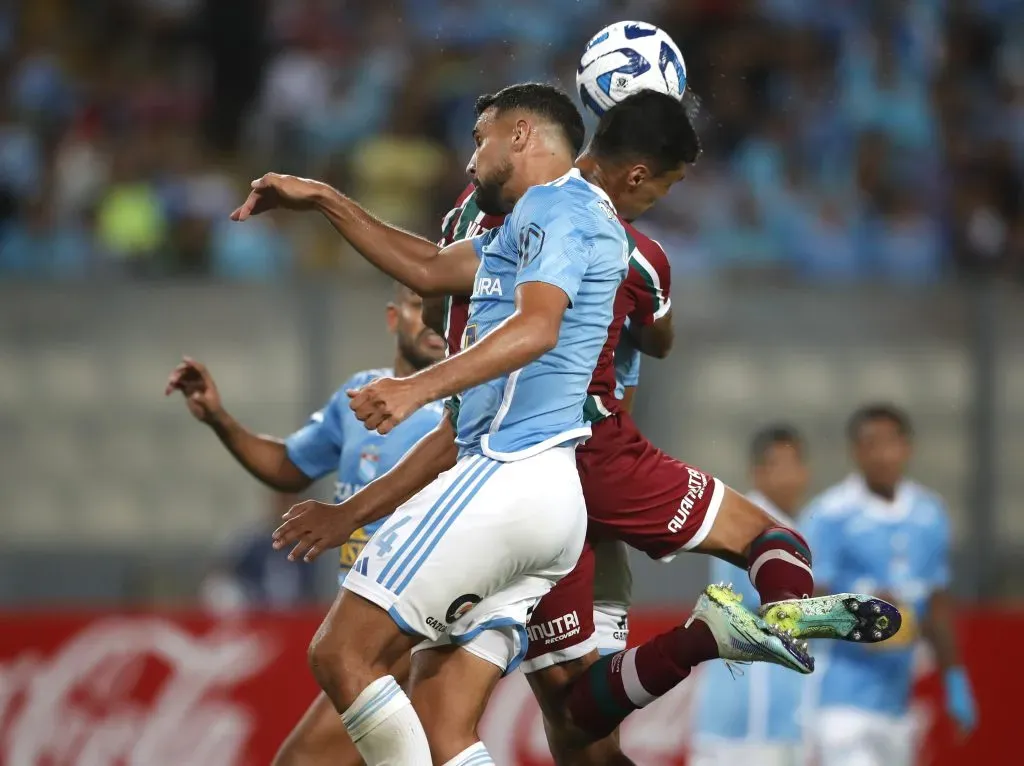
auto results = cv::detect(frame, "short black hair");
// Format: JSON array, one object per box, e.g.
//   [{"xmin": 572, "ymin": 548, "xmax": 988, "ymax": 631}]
[
  {"xmin": 750, "ymin": 424, "xmax": 805, "ymax": 466},
  {"xmin": 475, "ymin": 83, "xmax": 586, "ymax": 156},
  {"xmin": 590, "ymin": 89, "xmax": 701, "ymax": 173},
  {"xmin": 846, "ymin": 403, "xmax": 913, "ymax": 442}
]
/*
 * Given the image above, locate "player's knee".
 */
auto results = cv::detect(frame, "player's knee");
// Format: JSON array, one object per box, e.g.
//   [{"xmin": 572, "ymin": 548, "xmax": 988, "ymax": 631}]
[{"xmin": 307, "ymin": 629, "xmax": 369, "ymax": 704}]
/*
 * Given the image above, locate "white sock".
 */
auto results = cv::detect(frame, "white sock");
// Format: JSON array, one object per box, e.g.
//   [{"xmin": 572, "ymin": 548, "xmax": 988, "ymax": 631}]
[
  {"xmin": 340, "ymin": 675, "xmax": 432, "ymax": 765},
  {"xmin": 441, "ymin": 741, "xmax": 495, "ymax": 766}
]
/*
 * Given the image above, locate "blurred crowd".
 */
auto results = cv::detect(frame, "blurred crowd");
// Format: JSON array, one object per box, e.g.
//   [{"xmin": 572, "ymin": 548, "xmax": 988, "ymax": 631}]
[{"xmin": 0, "ymin": 0, "xmax": 1021, "ymax": 283}]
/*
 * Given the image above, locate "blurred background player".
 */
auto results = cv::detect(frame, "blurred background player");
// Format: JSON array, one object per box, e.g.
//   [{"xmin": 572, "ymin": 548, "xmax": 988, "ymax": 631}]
[
  {"xmin": 691, "ymin": 425, "xmax": 812, "ymax": 766},
  {"xmin": 165, "ymin": 283, "xmax": 446, "ymax": 766},
  {"xmin": 802, "ymin": 404, "xmax": 978, "ymax": 766}
]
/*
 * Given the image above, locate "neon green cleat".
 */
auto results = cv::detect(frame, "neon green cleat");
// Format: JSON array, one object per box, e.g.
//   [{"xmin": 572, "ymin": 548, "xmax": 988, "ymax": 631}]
[
  {"xmin": 688, "ymin": 584, "xmax": 815, "ymax": 675},
  {"xmin": 760, "ymin": 594, "xmax": 902, "ymax": 643}
]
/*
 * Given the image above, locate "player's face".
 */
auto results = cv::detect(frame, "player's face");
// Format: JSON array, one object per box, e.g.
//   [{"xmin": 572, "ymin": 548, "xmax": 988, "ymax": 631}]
[
  {"xmin": 753, "ymin": 442, "xmax": 809, "ymax": 515},
  {"xmin": 608, "ymin": 162, "xmax": 687, "ymax": 222},
  {"xmin": 467, "ymin": 108, "xmax": 516, "ymax": 216},
  {"xmin": 389, "ymin": 290, "xmax": 446, "ymax": 370},
  {"xmin": 852, "ymin": 418, "xmax": 911, "ymax": 493}
]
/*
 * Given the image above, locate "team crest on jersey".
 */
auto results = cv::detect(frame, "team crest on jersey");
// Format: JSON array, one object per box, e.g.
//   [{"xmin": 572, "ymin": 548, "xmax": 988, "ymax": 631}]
[
  {"xmin": 445, "ymin": 593, "xmax": 482, "ymax": 624},
  {"xmin": 358, "ymin": 445, "xmax": 381, "ymax": 483},
  {"xmin": 517, "ymin": 223, "xmax": 545, "ymax": 270}
]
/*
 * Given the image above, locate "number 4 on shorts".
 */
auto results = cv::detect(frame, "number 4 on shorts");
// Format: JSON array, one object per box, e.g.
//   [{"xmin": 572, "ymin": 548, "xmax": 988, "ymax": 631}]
[{"xmin": 374, "ymin": 516, "xmax": 413, "ymax": 557}]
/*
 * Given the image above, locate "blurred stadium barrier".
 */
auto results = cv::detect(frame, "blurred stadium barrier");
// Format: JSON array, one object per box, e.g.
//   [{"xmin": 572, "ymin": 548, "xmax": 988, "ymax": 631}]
[{"xmin": 0, "ymin": 608, "xmax": 1014, "ymax": 765}]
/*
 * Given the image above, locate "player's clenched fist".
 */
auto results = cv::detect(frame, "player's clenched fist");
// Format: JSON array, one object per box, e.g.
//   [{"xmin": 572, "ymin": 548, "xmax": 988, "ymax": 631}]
[
  {"xmin": 273, "ymin": 499, "xmax": 360, "ymax": 563},
  {"xmin": 347, "ymin": 377, "xmax": 424, "ymax": 435},
  {"xmin": 164, "ymin": 356, "xmax": 224, "ymax": 424},
  {"xmin": 230, "ymin": 173, "xmax": 326, "ymax": 221}
]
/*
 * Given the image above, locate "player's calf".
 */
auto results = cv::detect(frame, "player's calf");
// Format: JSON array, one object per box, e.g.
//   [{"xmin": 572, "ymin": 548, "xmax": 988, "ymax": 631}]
[{"xmin": 563, "ymin": 616, "xmax": 720, "ymax": 741}]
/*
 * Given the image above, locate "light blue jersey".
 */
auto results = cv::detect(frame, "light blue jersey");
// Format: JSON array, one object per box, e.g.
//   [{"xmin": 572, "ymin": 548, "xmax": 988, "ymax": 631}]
[
  {"xmin": 693, "ymin": 492, "xmax": 810, "ymax": 744},
  {"xmin": 614, "ymin": 319, "xmax": 642, "ymax": 400},
  {"xmin": 459, "ymin": 168, "xmax": 628, "ymax": 461},
  {"xmin": 802, "ymin": 474, "xmax": 951, "ymax": 717},
  {"xmin": 284, "ymin": 367, "xmax": 445, "ymax": 580}
]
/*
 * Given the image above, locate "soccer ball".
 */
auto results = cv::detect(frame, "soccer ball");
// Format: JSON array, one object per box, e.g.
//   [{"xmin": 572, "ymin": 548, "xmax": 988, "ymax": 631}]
[{"xmin": 576, "ymin": 21, "xmax": 687, "ymax": 118}]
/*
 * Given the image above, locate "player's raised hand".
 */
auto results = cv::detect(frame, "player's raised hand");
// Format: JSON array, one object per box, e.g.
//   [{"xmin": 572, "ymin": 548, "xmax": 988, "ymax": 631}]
[
  {"xmin": 164, "ymin": 356, "xmax": 224, "ymax": 424},
  {"xmin": 230, "ymin": 173, "xmax": 324, "ymax": 221},
  {"xmin": 347, "ymin": 377, "xmax": 423, "ymax": 435},
  {"xmin": 272, "ymin": 499, "xmax": 359, "ymax": 562}
]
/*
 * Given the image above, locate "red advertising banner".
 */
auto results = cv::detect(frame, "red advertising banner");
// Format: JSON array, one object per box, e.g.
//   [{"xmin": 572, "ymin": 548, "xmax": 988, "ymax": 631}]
[{"xmin": 0, "ymin": 609, "xmax": 1012, "ymax": 765}]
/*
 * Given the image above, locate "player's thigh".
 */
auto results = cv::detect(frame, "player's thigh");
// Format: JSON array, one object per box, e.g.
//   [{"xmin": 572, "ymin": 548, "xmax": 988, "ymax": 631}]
[
  {"xmin": 693, "ymin": 486, "xmax": 779, "ymax": 568},
  {"xmin": 522, "ymin": 538, "xmax": 598, "ymax": 678},
  {"xmin": 274, "ymin": 652, "xmax": 412, "ymax": 766},
  {"xmin": 578, "ymin": 413, "xmax": 727, "ymax": 561},
  {"xmin": 407, "ymin": 643, "xmax": 502, "ymax": 764},
  {"xmin": 343, "ymin": 449, "xmax": 587, "ymax": 656}
]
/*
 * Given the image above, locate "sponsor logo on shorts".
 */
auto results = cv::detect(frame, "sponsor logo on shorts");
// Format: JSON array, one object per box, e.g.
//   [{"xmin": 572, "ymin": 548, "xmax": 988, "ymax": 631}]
[
  {"xmin": 526, "ymin": 611, "xmax": 581, "ymax": 646},
  {"xmin": 445, "ymin": 594, "xmax": 482, "ymax": 624},
  {"xmin": 426, "ymin": 616, "xmax": 448, "ymax": 634},
  {"xmin": 614, "ymin": 613, "xmax": 629, "ymax": 642},
  {"xmin": 667, "ymin": 468, "xmax": 709, "ymax": 534}
]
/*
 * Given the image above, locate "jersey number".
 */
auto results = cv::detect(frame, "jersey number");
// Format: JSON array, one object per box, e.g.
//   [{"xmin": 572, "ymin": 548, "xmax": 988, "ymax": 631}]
[
  {"xmin": 463, "ymin": 323, "xmax": 478, "ymax": 349},
  {"xmin": 374, "ymin": 516, "xmax": 413, "ymax": 557}
]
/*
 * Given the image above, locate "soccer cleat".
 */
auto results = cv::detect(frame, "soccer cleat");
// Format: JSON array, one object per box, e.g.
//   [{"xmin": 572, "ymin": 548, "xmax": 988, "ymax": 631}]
[
  {"xmin": 687, "ymin": 583, "xmax": 815, "ymax": 674},
  {"xmin": 760, "ymin": 594, "xmax": 902, "ymax": 644}
]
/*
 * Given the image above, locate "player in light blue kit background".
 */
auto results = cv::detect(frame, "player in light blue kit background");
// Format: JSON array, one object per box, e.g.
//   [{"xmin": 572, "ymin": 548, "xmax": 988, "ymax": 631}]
[
  {"xmin": 691, "ymin": 425, "xmax": 812, "ymax": 766},
  {"xmin": 803, "ymin": 404, "xmax": 978, "ymax": 766},
  {"xmin": 164, "ymin": 282, "xmax": 446, "ymax": 766}
]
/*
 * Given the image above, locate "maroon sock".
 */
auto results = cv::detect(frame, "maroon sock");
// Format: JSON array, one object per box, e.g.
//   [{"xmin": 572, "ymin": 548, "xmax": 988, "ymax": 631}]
[
  {"xmin": 748, "ymin": 525, "xmax": 814, "ymax": 603},
  {"xmin": 565, "ymin": 619, "xmax": 719, "ymax": 740}
]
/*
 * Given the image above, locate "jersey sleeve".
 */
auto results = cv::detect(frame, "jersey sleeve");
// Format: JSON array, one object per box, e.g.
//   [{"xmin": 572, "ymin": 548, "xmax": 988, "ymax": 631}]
[
  {"xmin": 283, "ymin": 385, "xmax": 351, "ymax": 480},
  {"xmin": 513, "ymin": 194, "xmax": 592, "ymax": 306},
  {"xmin": 800, "ymin": 503, "xmax": 842, "ymax": 588},
  {"xmin": 921, "ymin": 501, "xmax": 952, "ymax": 591},
  {"xmin": 628, "ymin": 238, "xmax": 672, "ymax": 327}
]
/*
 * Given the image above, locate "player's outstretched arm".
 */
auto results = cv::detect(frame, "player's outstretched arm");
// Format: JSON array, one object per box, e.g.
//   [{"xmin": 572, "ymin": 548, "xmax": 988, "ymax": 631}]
[
  {"xmin": 165, "ymin": 357, "xmax": 313, "ymax": 492},
  {"xmin": 924, "ymin": 591, "xmax": 978, "ymax": 735},
  {"xmin": 348, "ymin": 282, "xmax": 566, "ymax": 434},
  {"xmin": 272, "ymin": 412, "xmax": 459, "ymax": 562},
  {"xmin": 230, "ymin": 173, "xmax": 477, "ymax": 296}
]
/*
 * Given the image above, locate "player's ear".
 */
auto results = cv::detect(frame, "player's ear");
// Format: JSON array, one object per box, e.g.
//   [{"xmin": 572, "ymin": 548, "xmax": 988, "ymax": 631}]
[
  {"xmin": 628, "ymin": 164, "xmax": 650, "ymax": 188},
  {"xmin": 385, "ymin": 303, "xmax": 398, "ymax": 334},
  {"xmin": 512, "ymin": 118, "xmax": 530, "ymax": 152}
]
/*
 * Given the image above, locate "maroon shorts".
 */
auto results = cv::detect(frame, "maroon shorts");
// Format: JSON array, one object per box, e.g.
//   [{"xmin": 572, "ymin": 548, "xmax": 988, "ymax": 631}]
[{"xmin": 522, "ymin": 411, "xmax": 724, "ymax": 673}]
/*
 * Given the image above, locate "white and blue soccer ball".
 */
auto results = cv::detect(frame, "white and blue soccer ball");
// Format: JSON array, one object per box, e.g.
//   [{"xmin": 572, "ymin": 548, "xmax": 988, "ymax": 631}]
[{"xmin": 576, "ymin": 21, "xmax": 687, "ymax": 118}]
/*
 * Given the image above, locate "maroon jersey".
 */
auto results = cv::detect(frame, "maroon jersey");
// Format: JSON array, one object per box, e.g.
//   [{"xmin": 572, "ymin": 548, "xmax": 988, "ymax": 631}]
[{"xmin": 438, "ymin": 183, "xmax": 672, "ymax": 421}]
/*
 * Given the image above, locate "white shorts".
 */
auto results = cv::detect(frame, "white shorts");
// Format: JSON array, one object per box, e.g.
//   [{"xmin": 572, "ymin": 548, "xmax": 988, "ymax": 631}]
[
  {"xmin": 689, "ymin": 741, "xmax": 804, "ymax": 766},
  {"xmin": 814, "ymin": 707, "xmax": 912, "ymax": 766},
  {"xmin": 344, "ymin": 448, "xmax": 587, "ymax": 675},
  {"xmin": 592, "ymin": 537, "xmax": 631, "ymax": 655}
]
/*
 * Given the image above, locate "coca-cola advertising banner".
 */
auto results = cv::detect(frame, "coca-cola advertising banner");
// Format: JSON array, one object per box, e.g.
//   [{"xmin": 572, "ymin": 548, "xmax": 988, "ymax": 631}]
[{"xmin": 0, "ymin": 609, "xmax": 1012, "ymax": 765}]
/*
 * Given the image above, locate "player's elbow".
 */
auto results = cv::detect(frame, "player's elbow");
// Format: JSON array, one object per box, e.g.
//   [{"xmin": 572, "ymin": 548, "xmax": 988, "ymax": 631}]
[
  {"xmin": 406, "ymin": 266, "xmax": 448, "ymax": 298},
  {"xmin": 524, "ymin": 316, "xmax": 560, "ymax": 356},
  {"xmin": 641, "ymin": 320, "xmax": 674, "ymax": 359}
]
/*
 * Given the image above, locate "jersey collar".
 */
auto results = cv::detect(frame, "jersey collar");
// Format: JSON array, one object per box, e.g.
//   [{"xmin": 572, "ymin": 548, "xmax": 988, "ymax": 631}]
[
  {"xmin": 569, "ymin": 168, "xmax": 617, "ymax": 213},
  {"xmin": 846, "ymin": 473, "xmax": 913, "ymax": 522}
]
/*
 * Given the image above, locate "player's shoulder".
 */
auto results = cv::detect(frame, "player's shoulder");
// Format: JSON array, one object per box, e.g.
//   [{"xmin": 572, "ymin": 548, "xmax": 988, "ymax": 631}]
[
  {"xmin": 340, "ymin": 367, "xmax": 393, "ymax": 394},
  {"xmin": 904, "ymin": 481, "xmax": 950, "ymax": 525},
  {"xmin": 517, "ymin": 170, "xmax": 617, "ymax": 222},
  {"xmin": 806, "ymin": 476, "xmax": 863, "ymax": 520},
  {"xmin": 622, "ymin": 220, "xmax": 669, "ymax": 264}
]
